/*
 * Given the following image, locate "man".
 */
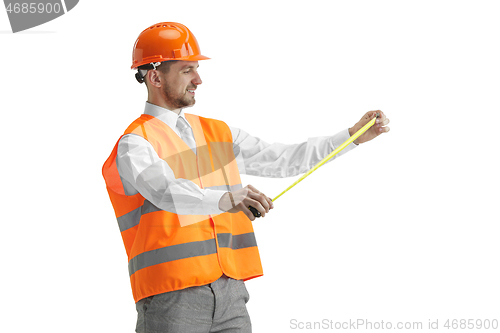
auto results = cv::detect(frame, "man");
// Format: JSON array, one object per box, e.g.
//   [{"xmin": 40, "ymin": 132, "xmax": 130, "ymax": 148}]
[{"xmin": 102, "ymin": 22, "xmax": 390, "ymax": 333}]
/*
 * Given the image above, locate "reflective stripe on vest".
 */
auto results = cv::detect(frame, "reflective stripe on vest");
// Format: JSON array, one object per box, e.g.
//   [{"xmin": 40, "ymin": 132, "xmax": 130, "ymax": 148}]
[
  {"xmin": 128, "ymin": 232, "xmax": 258, "ymax": 276},
  {"xmin": 117, "ymin": 184, "xmax": 243, "ymax": 232}
]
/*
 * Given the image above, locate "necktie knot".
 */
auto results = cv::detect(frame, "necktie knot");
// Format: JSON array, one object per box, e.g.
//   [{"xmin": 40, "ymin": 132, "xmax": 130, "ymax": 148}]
[{"xmin": 176, "ymin": 117, "xmax": 189, "ymax": 132}]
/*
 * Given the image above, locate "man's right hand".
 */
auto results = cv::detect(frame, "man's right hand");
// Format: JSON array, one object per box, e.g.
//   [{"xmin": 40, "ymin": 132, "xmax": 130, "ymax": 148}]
[{"xmin": 219, "ymin": 185, "xmax": 274, "ymax": 221}]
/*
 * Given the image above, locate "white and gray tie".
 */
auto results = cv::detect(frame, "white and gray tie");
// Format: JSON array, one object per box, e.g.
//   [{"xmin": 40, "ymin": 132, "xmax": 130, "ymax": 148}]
[{"xmin": 176, "ymin": 116, "xmax": 196, "ymax": 154}]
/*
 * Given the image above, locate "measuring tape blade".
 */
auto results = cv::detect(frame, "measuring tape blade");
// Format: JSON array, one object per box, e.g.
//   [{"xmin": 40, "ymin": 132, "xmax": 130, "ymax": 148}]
[{"xmin": 272, "ymin": 116, "xmax": 377, "ymax": 202}]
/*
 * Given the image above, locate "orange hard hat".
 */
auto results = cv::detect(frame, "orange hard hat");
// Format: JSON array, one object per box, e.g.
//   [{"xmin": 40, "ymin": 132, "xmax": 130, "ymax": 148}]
[{"xmin": 131, "ymin": 22, "xmax": 210, "ymax": 70}]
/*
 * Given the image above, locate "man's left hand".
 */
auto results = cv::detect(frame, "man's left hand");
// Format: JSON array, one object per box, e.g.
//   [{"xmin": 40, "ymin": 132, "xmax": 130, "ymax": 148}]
[{"xmin": 349, "ymin": 110, "xmax": 390, "ymax": 145}]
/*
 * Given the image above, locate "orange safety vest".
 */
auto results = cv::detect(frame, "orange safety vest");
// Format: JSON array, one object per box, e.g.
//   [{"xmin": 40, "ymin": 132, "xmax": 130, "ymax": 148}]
[{"xmin": 102, "ymin": 113, "xmax": 263, "ymax": 303}]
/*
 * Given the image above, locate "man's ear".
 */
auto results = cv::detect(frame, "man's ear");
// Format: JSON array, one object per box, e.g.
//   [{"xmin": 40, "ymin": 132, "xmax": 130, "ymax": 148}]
[{"xmin": 146, "ymin": 70, "xmax": 162, "ymax": 88}]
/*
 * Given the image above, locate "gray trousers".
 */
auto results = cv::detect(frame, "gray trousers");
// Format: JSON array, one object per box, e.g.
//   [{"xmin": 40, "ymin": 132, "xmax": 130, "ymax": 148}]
[{"xmin": 136, "ymin": 275, "xmax": 251, "ymax": 333}]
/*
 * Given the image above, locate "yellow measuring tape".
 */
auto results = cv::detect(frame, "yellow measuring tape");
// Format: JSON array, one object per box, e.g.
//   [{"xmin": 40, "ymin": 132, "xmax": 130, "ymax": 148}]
[{"xmin": 272, "ymin": 116, "xmax": 377, "ymax": 202}]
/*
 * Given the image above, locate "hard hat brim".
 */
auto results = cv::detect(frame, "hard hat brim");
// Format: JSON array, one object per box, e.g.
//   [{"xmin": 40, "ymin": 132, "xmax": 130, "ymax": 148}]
[{"xmin": 131, "ymin": 55, "xmax": 210, "ymax": 70}]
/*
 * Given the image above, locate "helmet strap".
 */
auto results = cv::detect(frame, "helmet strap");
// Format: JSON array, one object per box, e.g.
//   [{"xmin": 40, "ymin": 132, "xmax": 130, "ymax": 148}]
[
  {"xmin": 135, "ymin": 62, "xmax": 161, "ymax": 84},
  {"xmin": 135, "ymin": 69, "xmax": 148, "ymax": 84}
]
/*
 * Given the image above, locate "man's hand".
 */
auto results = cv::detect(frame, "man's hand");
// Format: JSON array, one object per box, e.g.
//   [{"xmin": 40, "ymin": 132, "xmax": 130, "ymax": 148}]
[
  {"xmin": 349, "ymin": 110, "xmax": 390, "ymax": 144},
  {"xmin": 219, "ymin": 185, "xmax": 274, "ymax": 221}
]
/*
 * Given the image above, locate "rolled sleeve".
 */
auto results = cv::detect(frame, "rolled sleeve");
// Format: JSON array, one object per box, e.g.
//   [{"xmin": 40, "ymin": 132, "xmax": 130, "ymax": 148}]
[
  {"xmin": 230, "ymin": 127, "xmax": 357, "ymax": 178},
  {"xmin": 329, "ymin": 128, "xmax": 357, "ymax": 157},
  {"xmin": 201, "ymin": 189, "xmax": 227, "ymax": 215}
]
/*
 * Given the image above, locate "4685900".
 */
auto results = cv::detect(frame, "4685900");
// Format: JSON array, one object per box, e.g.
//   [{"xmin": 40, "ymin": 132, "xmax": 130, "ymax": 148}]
[
  {"xmin": 444, "ymin": 319, "xmax": 498, "ymax": 330},
  {"xmin": 6, "ymin": 2, "xmax": 62, "ymax": 14}
]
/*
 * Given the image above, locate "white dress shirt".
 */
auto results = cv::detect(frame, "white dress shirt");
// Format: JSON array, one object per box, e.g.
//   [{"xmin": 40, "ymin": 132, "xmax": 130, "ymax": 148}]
[{"xmin": 116, "ymin": 102, "xmax": 357, "ymax": 216}]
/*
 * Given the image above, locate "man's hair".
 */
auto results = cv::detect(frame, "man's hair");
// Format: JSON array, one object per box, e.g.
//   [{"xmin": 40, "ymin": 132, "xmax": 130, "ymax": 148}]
[{"xmin": 136, "ymin": 60, "xmax": 179, "ymax": 84}]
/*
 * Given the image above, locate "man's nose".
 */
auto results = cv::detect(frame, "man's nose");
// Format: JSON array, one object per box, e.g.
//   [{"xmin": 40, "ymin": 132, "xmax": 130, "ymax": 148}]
[{"xmin": 192, "ymin": 72, "xmax": 202, "ymax": 85}]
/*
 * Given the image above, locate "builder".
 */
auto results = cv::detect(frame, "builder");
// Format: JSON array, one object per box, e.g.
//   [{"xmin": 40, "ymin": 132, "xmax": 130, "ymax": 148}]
[{"xmin": 102, "ymin": 22, "xmax": 390, "ymax": 333}]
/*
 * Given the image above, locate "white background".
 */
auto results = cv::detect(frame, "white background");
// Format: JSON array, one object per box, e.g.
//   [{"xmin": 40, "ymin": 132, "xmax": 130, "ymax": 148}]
[{"xmin": 1, "ymin": 0, "xmax": 499, "ymax": 332}]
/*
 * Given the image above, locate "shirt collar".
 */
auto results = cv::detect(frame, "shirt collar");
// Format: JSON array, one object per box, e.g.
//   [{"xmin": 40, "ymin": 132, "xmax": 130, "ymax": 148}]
[{"xmin": 143, "ymin": 102, "xmax": 191, "ymax": 130}]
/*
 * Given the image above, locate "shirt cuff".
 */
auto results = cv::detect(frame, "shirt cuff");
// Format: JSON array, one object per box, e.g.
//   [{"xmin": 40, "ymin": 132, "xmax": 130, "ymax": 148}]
[
  {"xmin": 330, "ymin": 128, "xmax": 358, "ymax": 156},
  {"xmin": 202, "ymin": 189, "xmax": 227, "ymax": 215}
]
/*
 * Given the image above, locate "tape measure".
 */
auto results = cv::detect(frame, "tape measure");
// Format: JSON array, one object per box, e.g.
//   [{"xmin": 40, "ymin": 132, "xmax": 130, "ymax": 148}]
[{"xmin": 249, "ymin": 115, "xmax": 378, "ymax": 217}]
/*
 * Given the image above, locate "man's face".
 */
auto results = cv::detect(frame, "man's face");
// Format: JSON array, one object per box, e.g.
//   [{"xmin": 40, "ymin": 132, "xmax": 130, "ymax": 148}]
[{"xmin": 160, "ymin": 60, "xmax": 202, "ymax": 110}]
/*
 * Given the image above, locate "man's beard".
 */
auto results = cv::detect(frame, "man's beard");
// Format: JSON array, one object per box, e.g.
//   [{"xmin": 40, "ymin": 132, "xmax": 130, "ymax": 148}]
[{"xmin": 162, "ymin": 83, "xmax": 196, "ymax": 109}]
